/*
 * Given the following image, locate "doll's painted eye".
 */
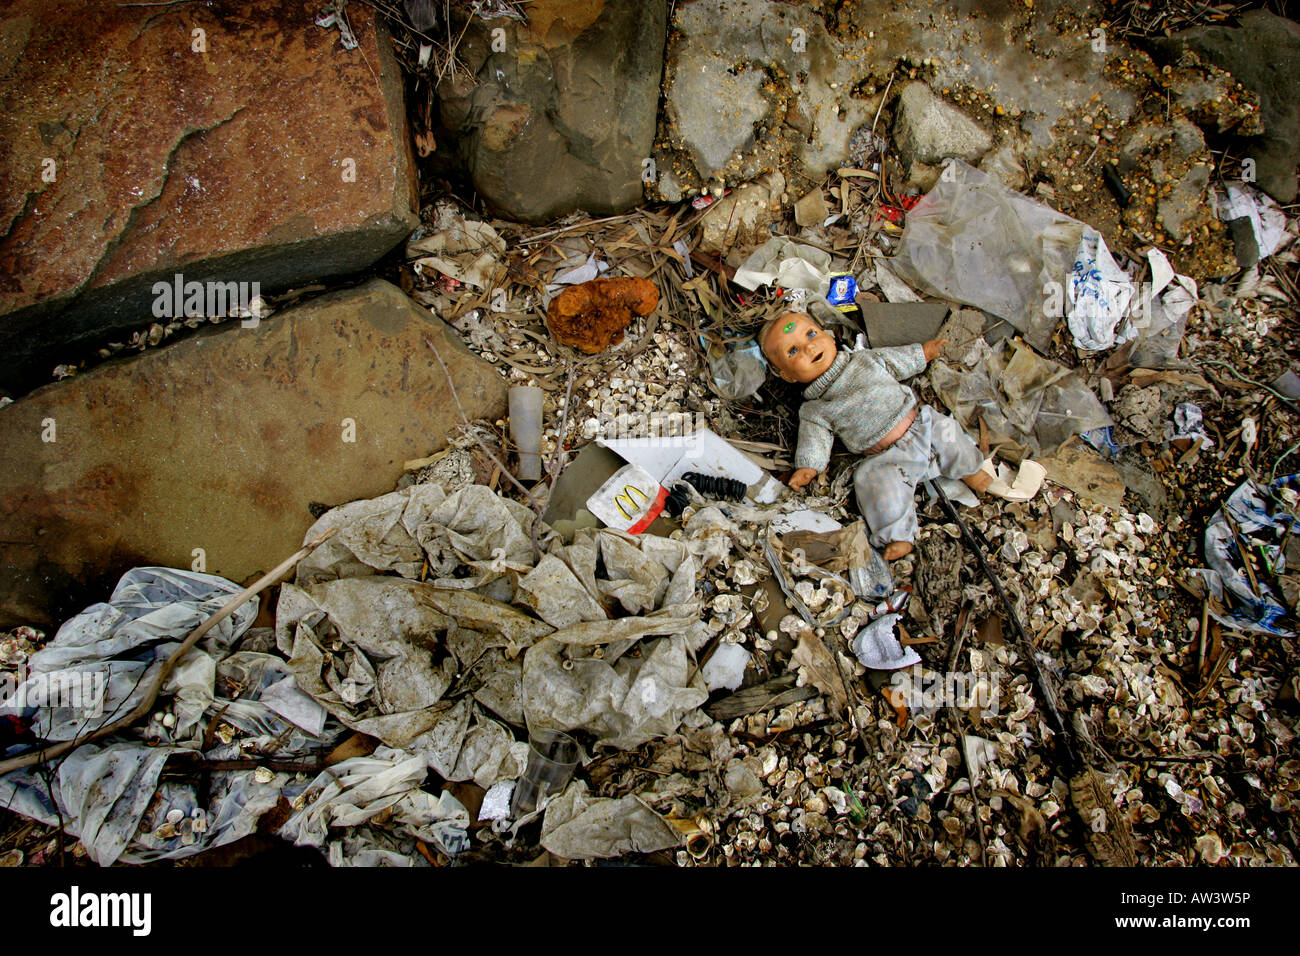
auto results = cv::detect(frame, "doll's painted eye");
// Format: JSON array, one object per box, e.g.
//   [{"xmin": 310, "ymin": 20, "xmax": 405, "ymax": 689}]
[
  {"xmin": 788, "ymin": 346, "xmax": 798, "ymax": 357},
  {"xmin": 806, "ymin": 328, "xmax": 817, "ymax": 338}
]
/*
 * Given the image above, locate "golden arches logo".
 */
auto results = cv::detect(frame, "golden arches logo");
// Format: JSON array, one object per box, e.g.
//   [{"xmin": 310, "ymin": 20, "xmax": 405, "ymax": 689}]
[{"xmin": 612, "ymin": 484, "xmax": 650, "ymax": 520}]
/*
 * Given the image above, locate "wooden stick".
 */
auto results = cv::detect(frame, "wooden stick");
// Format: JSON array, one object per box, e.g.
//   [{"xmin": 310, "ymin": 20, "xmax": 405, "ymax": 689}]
[
  {"xmin": 1222, "ymin": 508, "xmax": 1261, "ymax": 597},
  {"xmin": 0, "ymin": 527, "xmax": 336, "ymax": 777}
]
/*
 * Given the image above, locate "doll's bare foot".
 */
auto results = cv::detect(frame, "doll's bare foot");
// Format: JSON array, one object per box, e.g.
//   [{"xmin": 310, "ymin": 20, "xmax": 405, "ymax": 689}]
[
  {"xmin": 883, "ymin": 541, "xmax": 913, "ymax": 561},
  {"xmin": 963, "ymin": 469, "xmax": 993, "ymax": 494}
]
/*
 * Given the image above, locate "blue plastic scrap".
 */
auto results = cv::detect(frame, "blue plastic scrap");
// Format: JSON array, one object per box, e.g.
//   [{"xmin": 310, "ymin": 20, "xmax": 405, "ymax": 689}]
[{"xmin": 1192, "ymin": 474, "xmax": 1299, "ymax": 636}]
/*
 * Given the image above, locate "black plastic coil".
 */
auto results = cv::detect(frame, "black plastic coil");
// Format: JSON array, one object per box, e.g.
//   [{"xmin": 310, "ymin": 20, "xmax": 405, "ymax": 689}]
[
  {"xmin": 680, "ymin": 471, "xmax": 746, "ymax": 502},
  {"xmin": 664, "ymin": 483, "xmax": 692, "ymax": 518}
]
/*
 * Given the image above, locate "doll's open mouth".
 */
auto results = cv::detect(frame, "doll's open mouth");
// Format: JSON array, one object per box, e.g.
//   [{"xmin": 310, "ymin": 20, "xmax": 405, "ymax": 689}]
[{"xmin": 811, "ymin": 350, "xmax": 825, "ymax": 364}]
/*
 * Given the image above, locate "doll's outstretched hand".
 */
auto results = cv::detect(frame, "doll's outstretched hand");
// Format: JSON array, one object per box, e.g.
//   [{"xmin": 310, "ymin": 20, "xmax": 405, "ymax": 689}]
[
  {"xmin": 788, "ymin": 467, "xmax": 819, "ymax": 490},
  {"xmin": 922, "ymin": 338, "xmax": 948, "ymax": 362}
]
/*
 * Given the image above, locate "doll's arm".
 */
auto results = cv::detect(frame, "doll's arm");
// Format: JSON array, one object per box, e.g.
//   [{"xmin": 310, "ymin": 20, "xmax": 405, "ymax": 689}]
[
  {"xmin": 870, "ymin": 342, "xmax": 928, "ymax": 380},
  {"xmin": 794, "ymin": 413, "xmax": 834, "ymax": 474}
]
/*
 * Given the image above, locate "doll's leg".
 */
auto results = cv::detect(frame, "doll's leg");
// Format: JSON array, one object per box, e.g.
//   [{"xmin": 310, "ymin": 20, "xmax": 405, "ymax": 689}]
[
  {"xmin": 927, "ymin": 408, "xmax": 988, "ymax": 490},
  {"xmin": 854, "ymin": 439, "xmax": 924, "ymax": 559}
]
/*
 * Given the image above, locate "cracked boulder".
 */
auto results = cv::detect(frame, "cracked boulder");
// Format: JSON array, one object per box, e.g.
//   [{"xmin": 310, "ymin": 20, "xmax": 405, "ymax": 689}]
[
  {"xmin": 0, "ymin": 1, "xmax": 418, "ymax": 394},
  {"xmin": 0, "ymin": 280, "xmax": 505, "ymax": 629}
]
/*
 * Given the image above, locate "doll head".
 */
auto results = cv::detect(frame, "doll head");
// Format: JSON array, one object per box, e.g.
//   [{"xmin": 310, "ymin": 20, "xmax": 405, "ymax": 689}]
[{"xmin": 760, "ymin": 312, "xmax": 838, "ymax": 384}]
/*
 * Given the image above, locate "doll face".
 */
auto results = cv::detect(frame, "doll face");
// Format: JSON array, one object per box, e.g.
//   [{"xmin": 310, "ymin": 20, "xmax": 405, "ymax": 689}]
[{"xmin": 762, "ymin": 312, "xmax": 837, "ymax": 384}]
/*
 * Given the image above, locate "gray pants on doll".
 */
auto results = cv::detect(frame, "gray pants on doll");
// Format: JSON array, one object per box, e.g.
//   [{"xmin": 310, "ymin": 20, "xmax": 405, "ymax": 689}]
[{"xmin": 853, "ymin": 405, "xmax": 981, "ymax": 548}]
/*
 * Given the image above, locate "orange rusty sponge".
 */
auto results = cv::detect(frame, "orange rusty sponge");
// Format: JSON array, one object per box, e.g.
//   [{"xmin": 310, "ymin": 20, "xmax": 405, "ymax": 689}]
[{"xmin": 545, "ymin": 277, "xmax": 660, "ymax": 354}]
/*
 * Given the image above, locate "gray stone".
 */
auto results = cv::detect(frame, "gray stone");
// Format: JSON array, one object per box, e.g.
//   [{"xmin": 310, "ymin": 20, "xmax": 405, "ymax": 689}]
[
  {"xmin": 697, "ymin": 172, "xmax": 784, "ymax": 256},
  {"xmin": 437, "ymin": 0, "xmax": 668, "ymax": 223},
  {"xmin": 0, "ymin": 280, "xmax": 505, "ymax": 627},
  {"xmin": 657, "ymin": 169, "xmax": 684, "ymax": 204},
  {"xmin": 861, "ymin": 302, "xmax": 950, "ymax": 349},
  {"xmin": 892, "ymin": 82, "xmax": 993, "ymax": 168},
  {"xmin": 0, "ymin": 1, "xmax": 418, "ymax": 396},
  {"xmin": 670, "ymin": 56, "xmax": 769, "ymax": 178},
  {"xmin": 1153, "ymin": 10, "xmax": 1300, "ymax": 203},
  {"xmin": 1158, "ymin": 161, "xmax": 1211, "ymax": 241}
]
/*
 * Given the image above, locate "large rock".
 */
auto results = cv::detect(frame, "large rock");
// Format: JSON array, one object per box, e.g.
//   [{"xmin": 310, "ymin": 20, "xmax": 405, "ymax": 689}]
[
  {"xmin": 436, "ymin": 0, "xmax": 668, "ymax": 224},
  {"xmin": 0, "ymin": 280, "xmax": 505, "ymax": 628},
  {"xmin": 0, "ymin": 0, "xmax": 418, "ymax": 395},
  {"xmin": 1153, "ymin": 11, "xmax": 1300, "ymax": 203}
]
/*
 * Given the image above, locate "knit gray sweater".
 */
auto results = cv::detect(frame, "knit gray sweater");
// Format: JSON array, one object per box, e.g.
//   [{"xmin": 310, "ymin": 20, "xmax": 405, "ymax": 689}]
[{"xmin": 794, "ymin": 345, "xmax": 927, "ymax": 471}]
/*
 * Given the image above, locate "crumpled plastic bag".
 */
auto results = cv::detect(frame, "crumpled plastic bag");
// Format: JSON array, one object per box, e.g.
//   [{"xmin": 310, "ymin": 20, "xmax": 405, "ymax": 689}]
[
  {"xmin": 1166, "ymin": 402, "xmax": 1215, "ymax": 448},
  {"xmin": 279, "ymin": 745, "xmax": 470, "ymax": 859},
  {"xmin": 540, "ymin": 780, "xmax": 682, "ymax": 859},
  {"xmin": 522, "ymin": 635, "xmax": 709, "ymax": 750},
  {"xmin": 891, "ymin": 160, "xmax": 1087, "ymax": 351},
  {"xmin": 683, "ymin": 506, "xmax": 740, "ymax": 570},
  {"xmin": 413, "ymin": 485, "xmax": 545, "ymax": 588},
  {"xmin": 297, "ymin": 483, "xmax": 549, "ymax": 591},
  {"xmin": 11, "ymin": 567, "xmax": 256, "ymax": 742},
  {"xmin": 1213, "ymin": 181, "xmax": 1294, "ymax": 264},
  {"xmin": 1192, "ymin": 475, "xmax": 1298, "ymax": 636},
  {"xmin": 326, "ymin": 827, "xmax": 433, "ymax": 867},
  {"xmin": 851, "ymin": 613, "xmax": 921, "ymax": 670},
  {"xmin": 516, "ymin": 554, "xmax": 607, "ymax": 628},
  {"xmin": 1066, "ymin": 228, "xmax": 1134, "ymax": 351},
  {"xmin": 1128, "ymin": 247, "xmax": 1198, "ymax": 368},
  {"xmin": 451, "ymin": 717, "xmax": 529, "ymax": 788},
  {"xmin": 275, "ymin": 577, "xmax": 550, "ymax": 756},
  {"xmin": 782, "ymin": 520, "xmax": 894, "ymax": 601},
  {"xmin": 0, "ymin": 591, "xmax": 340, "ymax": 866},
  {"xmin": 216, "ymin": 650, "xmax": 330, "ymax": 739},
  {"xmin": 295, "ymin": 485, "xmax": 441, "ymax": 583},
  {"xmin": 929, "ymin": 338, "xmax": 1112, "ymax": 458},
  {"xmin": 707, "ymin": 338, "xmax": 768, "ymax": 401},
  {"xmin": 0, "ymin": 740, "xmax": 288, "ymax": 866},
  {"xmin": 732, "ymin": 237, "xmax": 833, "ymax": 297},
  {"xmin": 701, "ymin": 642, "xmax": 751, "ymax": 691}
]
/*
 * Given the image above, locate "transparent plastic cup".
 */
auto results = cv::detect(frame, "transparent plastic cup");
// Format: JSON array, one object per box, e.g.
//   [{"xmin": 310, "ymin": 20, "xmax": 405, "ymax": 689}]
[{"xmin": 510, "ymin": 729, "xmax": 579, "ymax": 818}]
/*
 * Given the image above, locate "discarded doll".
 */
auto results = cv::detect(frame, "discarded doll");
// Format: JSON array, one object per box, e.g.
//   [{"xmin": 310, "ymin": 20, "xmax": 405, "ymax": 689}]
[{"xmin": 760, "ymin": 311, "xmax": 991, "ymax": 561}]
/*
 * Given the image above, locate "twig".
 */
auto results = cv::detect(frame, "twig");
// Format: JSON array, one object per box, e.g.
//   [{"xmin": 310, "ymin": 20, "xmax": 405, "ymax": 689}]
[
  {"xmin": 945, "ymin": 601, "xmax": 987, "ymax": 865},
  {"xmin": 0, "ymin": 527, "xmax": 337, "ymax": 777},
  {"xmin": 516, "ymin": 213, "xmax": 638, "ymax": 245},
  {"xmin": 1222, "ymin": 508, "xmax": 1261, "ymax": 597},
  {"xmin": 868, "ymin": 66, "xmax": 896, "ymax": 139}
]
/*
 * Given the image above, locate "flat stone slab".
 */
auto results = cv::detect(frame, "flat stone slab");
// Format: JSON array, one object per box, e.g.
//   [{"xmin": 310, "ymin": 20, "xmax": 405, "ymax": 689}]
[
  {"xmin": 861, "ymin": 302, "xmax": 950, "ymax": 348},
  {"xmin": 0, "ymin": 280, "xmax": 505, "ymax": 627},
  {"xmin": 0, "ymin": 0, "xmax": 418, "ymax": 394}
]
